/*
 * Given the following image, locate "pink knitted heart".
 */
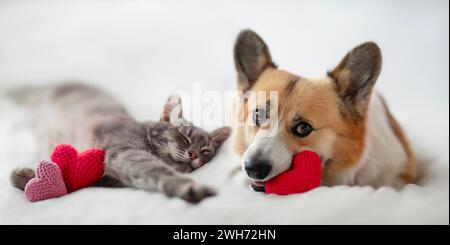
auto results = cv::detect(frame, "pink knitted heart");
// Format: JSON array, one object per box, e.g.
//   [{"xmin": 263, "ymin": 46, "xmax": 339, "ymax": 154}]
[{"xmin": 24, "ymin": 160, "xmax": 68, "ymax": 202}]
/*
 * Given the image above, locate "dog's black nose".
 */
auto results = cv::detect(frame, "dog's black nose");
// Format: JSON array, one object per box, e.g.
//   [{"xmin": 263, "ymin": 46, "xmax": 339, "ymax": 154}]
[{"xmin": 245, "ymin": 159, "xmax": 272, "ymax": 180}]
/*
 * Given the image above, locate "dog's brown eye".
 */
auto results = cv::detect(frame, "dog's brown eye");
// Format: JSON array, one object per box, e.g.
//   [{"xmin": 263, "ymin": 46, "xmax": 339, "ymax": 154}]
[
  {"xmin": 293, "ymin": 122, "xmax": 313, "ymax": 137},
  {"xmin": 253, "ymin": 108, "xmax": 266, "ymax": 126}
]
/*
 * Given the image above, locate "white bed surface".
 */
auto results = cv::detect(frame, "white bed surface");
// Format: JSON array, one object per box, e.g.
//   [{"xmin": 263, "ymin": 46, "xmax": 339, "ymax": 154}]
[{"xmin": 0, "ymin": 0, "xmax": 448, "ymax": 224}]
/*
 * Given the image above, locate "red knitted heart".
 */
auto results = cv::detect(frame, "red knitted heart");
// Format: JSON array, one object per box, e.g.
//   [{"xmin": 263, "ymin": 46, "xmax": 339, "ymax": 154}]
[
  {"xmin": 265, "ymin": 151, "xmax": 322, "ymax": 195},
  {"xmin": 50, "ymin": 144, "xmax": 105, "ymax": 192}
]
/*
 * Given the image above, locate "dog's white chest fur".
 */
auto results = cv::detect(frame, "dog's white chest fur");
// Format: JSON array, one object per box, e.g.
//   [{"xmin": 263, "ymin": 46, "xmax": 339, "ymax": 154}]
[{"xmin": 346, "ymin": 92, "xmax": 407, "ymax": 188}]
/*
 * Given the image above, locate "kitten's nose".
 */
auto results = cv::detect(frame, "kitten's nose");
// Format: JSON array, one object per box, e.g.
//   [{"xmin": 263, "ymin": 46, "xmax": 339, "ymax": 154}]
[{"xmin": 188, "ymin": 150, "xmax": 198, "ymax": 160}]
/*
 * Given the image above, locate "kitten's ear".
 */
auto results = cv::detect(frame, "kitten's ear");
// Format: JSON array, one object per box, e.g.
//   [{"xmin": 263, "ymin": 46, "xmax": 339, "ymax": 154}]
[
  {"xmin": 234, "ymin": 30, "xmax": 276, "ymax": 92},
  {"xmin": 328, "ymin": 42, "xmax": 382, "ymax": 118},
  {"xmin": 161, "ymin": 94, "xmax": 184, "ymax": 125},
  {"xmin": 210, "ymin": 127, "xmax": 232, "ymax": 148}
]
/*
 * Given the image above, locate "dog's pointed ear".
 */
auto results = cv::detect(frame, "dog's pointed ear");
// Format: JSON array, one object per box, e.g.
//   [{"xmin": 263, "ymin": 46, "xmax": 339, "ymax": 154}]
[
  {"xmin": 329, "ymin": 42, "xmax": 382, "ymax": 118},
  {"xmin": 234, "ymin": 30, "xmax": 276, "ymax": 92},
  {"xmin": 161, "ymin": 94, "xmax": 184, "ymax": 125}
]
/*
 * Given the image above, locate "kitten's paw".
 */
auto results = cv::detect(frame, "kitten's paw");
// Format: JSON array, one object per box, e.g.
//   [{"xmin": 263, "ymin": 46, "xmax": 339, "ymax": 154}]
[
  {"xmin": 162, "ymin": 176, "xmax": 216, "ymax": 203},
  {"xmin": 178, "ymin": 181, "xmax": 216, "ymax": 204},
  {"xmin": 164, "ymin": 177, "xmax": 216, "ymax": 203},
  {"xmin": 10, "ymin": 167, "xmax": 35, "ymax": 190}
]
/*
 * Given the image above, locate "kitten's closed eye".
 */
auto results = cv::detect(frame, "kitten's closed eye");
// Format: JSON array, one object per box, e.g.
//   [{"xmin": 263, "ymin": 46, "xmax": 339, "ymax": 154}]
[
  {"xmin": 153, "ymin": 94, "xmax": 232, "ymax": 173},
  {"xmin": 176, "ymin": 126, "xmax": 231, "ymax": 170},
  {"xmin": 201, "ymin": 148, "xmax": 211, "ymax": 155}
]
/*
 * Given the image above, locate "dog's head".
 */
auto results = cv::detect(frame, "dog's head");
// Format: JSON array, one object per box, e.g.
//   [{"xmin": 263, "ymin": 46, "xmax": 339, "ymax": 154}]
[{"xmin": 233, "ymin": 30, "xmax": 382, "ymax": 190}]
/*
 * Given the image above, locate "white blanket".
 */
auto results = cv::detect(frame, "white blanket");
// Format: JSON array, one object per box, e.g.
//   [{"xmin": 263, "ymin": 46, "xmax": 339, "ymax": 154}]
[{"xmin": 0, "ymin": 0, "xmax": 448, "ymax": 224}]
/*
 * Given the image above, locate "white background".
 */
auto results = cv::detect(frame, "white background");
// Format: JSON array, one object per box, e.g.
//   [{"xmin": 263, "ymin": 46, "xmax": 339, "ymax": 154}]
[{"xmin": 0, "ymin": 0, "xmax": 448, "ymax": 224}]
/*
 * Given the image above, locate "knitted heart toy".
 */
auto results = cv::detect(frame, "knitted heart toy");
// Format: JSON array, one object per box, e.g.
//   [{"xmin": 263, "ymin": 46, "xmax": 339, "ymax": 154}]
[
  {"xmin": 24, "ymin": 144, "xmax": 105, "ymax": 202},
  {"xmin": 24, "ymin": 160, "xmax": 68, "ymax": 202},
  {"xmin": 51, "ymin": 144, "xmax": 105, "ymax": 193},
  {"xmin": 265, "ymin": 151, "xmax": 322, "ymax": 195}
]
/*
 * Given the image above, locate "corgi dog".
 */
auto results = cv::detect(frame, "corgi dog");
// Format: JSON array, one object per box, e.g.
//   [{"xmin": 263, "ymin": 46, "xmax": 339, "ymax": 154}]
[{"xmin": 232, "ymin": 30, "xmax": 416, "ymax": 191}]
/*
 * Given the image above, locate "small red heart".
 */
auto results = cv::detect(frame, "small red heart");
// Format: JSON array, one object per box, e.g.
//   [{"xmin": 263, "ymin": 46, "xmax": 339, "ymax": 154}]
[
  {"xmin": 24, "ymin": 160, "xmax": 68, "ymax": 202},
  {"xmin": 265, "ymin": 151, "xmax": 322, "ymax": 195},
  {"xmin": 51, "ymin": 144, "xmax": 105, "ymax": 193}
]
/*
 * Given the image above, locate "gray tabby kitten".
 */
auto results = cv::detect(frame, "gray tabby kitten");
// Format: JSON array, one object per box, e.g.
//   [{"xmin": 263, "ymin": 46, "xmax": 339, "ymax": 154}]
[{"xmin": 10, "ymin": 83, "xmax": 231, "ymax": 203}]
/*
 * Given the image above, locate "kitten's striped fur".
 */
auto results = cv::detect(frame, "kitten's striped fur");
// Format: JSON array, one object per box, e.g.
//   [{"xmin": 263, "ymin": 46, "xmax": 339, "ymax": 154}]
[{"xmin": 9, "ymin": 83, "xmax": 230, "ymax": 203}]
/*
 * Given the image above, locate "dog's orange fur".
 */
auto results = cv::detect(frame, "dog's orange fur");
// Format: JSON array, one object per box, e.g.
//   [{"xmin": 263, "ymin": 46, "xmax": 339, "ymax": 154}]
[
  {"xmin": 379, "ymin": 95, "xmax": 417, "ymax": 183},
  {"xmin": 234, "ymin": 68, "xmax": 415, "ymax": 185}
]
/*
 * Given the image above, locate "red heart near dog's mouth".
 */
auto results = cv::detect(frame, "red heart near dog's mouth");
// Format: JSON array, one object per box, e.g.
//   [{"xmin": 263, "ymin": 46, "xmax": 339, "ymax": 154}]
[
  {"xmin": 265, "ymin": 151, "xmax": 322, "ymax": 195},
  {"xmin": 248, "ymin": 151, "xmax": 322, "ymax": 194}
]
